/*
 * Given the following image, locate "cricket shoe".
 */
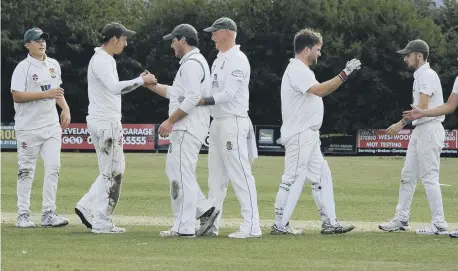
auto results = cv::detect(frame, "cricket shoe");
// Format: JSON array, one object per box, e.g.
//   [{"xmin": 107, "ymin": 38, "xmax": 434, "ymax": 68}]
[
  {"xmin": 16, "ymin": 213, "xmax": 36, "ymax": 228},
  {"xmin": 378, "ymin": 219, "xmax": 409, "ymax": 232},
  {"xmin": 197, "ymin": 225, "xmax": 218, "ymax": 236},
  {"xmin": 92, "ymin": 226, "xmax": 126, "ymax": 234},
  {"xmin": 41, "ymin": 210, "xmax": 69, "ymax": 227},
  {"xmin": 270, "ymin": 222, "xmax": 304, "ymax": 235},
  {"xmin": 75, "ymin": 206, "xmax": 93, "ymax": 229},
  {"xmin": 321, "ymin": 221, "xmax": 355, "ymax": 235},
  {"xmin": 159, "ymin": 229, "xmax": 195, "ymax": 238},
  {"xmin": 196, "ymin": 207, "xmax": 220, "ymax": 237},
  {"xmin": 228, "ymin": 230, "xmax": 262, "ymax": 239},
  {"xmin": 449, "ymin": 228, "xmax": 458, "ymax": 238},
  {"xmin": 415, "ymin": 224, "xmax": 448, "ymax": 235}
]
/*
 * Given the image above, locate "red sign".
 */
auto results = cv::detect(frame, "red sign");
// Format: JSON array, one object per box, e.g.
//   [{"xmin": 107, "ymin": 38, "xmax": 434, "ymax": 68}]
[
  {"xmin": 357, "ymin": 129, "xmax": 458, "ymax": 154},
  {"xmin": 61, "ymin": 123, "xmax": 155, "ymax": 150}
]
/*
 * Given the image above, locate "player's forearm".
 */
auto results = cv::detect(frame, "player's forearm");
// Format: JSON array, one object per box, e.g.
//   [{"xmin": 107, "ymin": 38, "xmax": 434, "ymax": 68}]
[
  {"xmin": 56, "ymin": 96, "xmax": 70, "ymax": 111},
  {"xmin": 422, "ymin": 103, "xmax": 456, "ymax": 117},
  {"xmin": 308, "ymin": 76, "xmax": 344, "ymax": 97},
  {"xmin": 398, "ymin": 117, "xmax": 412, "ymax": 128},
  {"xmin": 197, "ymin": 97, "xmax": 216, "ymax": 106},
  {"xmin": 148, "ymin": 84, "xmax": 169, "ymax": 98},
  {"xmin": 11, "ymin": 91, "xmax": 48, "ymax": 103},
  {"xmin": 168, "ymin": 108, "xmax": 188, "ymax": 124},
  {"xmin": 102, "ymin": 77, "xmax": 144, "ymax": 95}
]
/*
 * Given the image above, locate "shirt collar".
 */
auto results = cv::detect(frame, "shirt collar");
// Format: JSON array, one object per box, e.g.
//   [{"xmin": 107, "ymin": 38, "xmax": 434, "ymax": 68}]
[
  {"xmin": 291, "ymin": 58, "xmax": 311, "ymax": 69},
  {"xmin": 179, "ymin": 48, "xmax": 200, "ymax": 64},
  {"xmin": 27, "ymin": 53, "xmax": 47, "ymax": 67},
  {"xmin": 217, "ymin": 45, "xmax": 240, "ymax": 58},
  {"xmin": 94, "ymin": 47, "xmax": 113, "ymax": 59},
  {"xmin": 413, "ymin": 62, "xmax": 430, "ymax": 79}
]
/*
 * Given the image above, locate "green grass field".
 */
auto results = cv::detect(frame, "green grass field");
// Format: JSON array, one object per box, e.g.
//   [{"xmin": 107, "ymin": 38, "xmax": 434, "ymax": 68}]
[{"xmin": 1, "ymin": 152, "xmax": 457, "ymax": 271}]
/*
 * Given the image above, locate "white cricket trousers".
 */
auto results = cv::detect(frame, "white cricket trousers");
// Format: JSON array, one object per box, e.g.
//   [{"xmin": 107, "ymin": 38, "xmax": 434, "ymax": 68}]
[
  {"xmin": 16, "ymin": 122, "xmax": 62, "ymax": 215},
  {"xmin": 207, "ymin": 116, "xmax": 261, "ymax": 235},
  {"xmin": 274, "ymin": 129, "xmax": 337, "ymax": 228},
  {"xmin": 166, "ymin": 130, "xmax": 213, "ymax": 235},
  {"xmin": 395, "ymin": 121, "xmax": 447, "ymax": 227},
  {"xmin": 77, "ymin": 120, "xmax": 125, "ymax": 230}
]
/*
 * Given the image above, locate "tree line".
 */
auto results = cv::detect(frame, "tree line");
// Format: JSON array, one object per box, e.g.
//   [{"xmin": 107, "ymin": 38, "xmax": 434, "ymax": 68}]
[{"xmin": 1, "ymin": 0, "xmax": 457, "ymax": 133}]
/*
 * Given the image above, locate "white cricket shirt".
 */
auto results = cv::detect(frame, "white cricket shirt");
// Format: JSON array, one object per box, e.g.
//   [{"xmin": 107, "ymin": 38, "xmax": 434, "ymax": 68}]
[
  {"xmin": 10, "ymin": 54, "xmax": 61, "ymax": 131},
  {"xmin": 412, "ymin": 63, "xmax": 445, "ymax": 125},
  {"xmin": 86, "ymin": 47, "xmax": 144, "ymax": 122},
  {"xmin": 210, "ymin": 45, "xmax": 250, "ymax": 119},
  {"xmin": 166, "ymin": 48, "xmax": 211, "ymax": 143},
  {"xmin": 280, "ymin": 58, "xmax": 323, "ymax": 139},
  {"xmin": 452, "ymin": 76, "xmax": 458, "ymax": 94}
]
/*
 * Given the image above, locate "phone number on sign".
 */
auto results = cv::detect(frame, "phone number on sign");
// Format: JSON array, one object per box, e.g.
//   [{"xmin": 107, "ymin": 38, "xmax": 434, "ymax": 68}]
[
  {"xmin": 122, "ymin": 136, "xmax": 151, "ymax": 145},
  {"xmin": 62, "ymin": 136, "xmax": 152, "ymax": 145}
]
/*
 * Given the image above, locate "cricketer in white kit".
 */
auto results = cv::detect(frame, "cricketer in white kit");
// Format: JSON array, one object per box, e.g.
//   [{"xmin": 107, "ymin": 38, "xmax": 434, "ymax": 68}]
[
  {"xmin": 11, "ymin": 27, "xmax": 71, "ymax": 228},
  {"xmin": 272, "ymin": 28, "xmax": 361, "ymax": 235},
  {"xmin": 75, "ymin": 22, "xmax": 157, "ymax": 234},
  {"xmin": 197, "ymin": 17, "xmax": 261, "ymax": 239},
  {"xmin": 145, "ymin": 23, "xmax": 220, "ymax": 238},
  {"xmin": 404, "ymin": 74, "xmax": 458, "ymax": 239},
  {"xmin": 380, "ymin": 39, "xmax": 448, "ymax": 235}
]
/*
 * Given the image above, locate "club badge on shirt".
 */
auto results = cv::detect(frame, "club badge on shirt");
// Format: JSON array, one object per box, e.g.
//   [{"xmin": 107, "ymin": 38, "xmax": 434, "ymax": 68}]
[
  {"xmin": 49, "ymin": 68, "xmax": 57, "ymax": 78},
  {"xmin": 226, "ymin": 141, "xmax": 233, "ymax": 150}
]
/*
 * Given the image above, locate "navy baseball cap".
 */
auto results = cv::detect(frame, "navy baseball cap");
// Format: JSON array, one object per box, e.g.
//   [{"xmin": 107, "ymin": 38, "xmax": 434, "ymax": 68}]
[
  {"xmin": 204, "ymin": 17, "xmax": 237, "ymax": 33},
  {"xmin": 163, "ymin": 24, "xmax": 198, "ymax": 41},
  {"xmin": 24, "ymin": 27, "xmax": 49, "ymax": 43},
  {"xmin": 102, "ymin": 22, "xmax": 136, "ymax": 40}
]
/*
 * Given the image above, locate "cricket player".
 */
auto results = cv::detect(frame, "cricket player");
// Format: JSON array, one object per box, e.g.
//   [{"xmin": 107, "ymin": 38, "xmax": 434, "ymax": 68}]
[
  {"xmin": 195, "ymin": 17, "xmax": 261, "ymax": 238},
  {"xmin": 11, "ymin": 27, "xmax": 71, "ymax": 228},
  {"xmin": 75, "ymin": 22, "xmax": 157, "ymax": 234},
  {"xmin": 379, "ymin": 39, "xmax": 448, "ymax": 235},
  {"xmin": 272, "ymin": 28, "xmax": 360, "ymax": 235},
  {"xmin": 403, "ymin": 72, "xmax": 458, "ymax": 238},
  {"xmin": 145, "ymin": 24, "xmax": 220, "ymax": 237}
]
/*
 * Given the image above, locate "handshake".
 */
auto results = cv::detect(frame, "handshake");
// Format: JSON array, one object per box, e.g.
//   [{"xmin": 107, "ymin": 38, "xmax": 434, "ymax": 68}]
[{"xmin": 140, "ymin": 70, "xmax": 158, "ymax": 86}]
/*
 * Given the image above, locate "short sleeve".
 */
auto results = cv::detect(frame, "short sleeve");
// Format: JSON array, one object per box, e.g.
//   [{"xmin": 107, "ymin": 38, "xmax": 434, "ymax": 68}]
[
  {"xmin": 10, "ymin": 63, "xmax": 27, "ymax": 92},
  {"xmin": 56, "ymin": 61, "xmax": 63, "ymax": 85},
  {"xmin": 452, "ymin": 76, "xmax": 458, "ymax": 94},
  {"xmin": 417, "ymin": 71, "xmax": 436, "ymax": 96},
  {"xmin": 287, "ymin": 63, "xmax": 319, "ymax": 94}
]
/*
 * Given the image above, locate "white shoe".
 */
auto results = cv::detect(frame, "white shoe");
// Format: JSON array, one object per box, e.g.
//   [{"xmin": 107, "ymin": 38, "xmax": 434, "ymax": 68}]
[
  {"xmin": 92, "ymin": 226, "xmax": 126, "ymax": 234},
  {"xmin": 449, "ymin": 228, "xmax": 458, "ymax": 238},
  {"xmin": 378, "ymin": 219, "xmax": 409, "ymax": 232},
  {"xmin": 159, "ymin": 229, "xmax": 195, "ymax": 238},
  {"xmin": 415, "ymin": 224, "xmax": 448, "ymax": 235},
  {"xmin": 41, "ymin": 211, "xmax": 69, "ymax": 227},
  {"xmin": 75, "ymin": 206, "xmax": 93, "ymax": 229},
  {"xmin": 16, "ymin": 213, "xmax": 36, "ymax": 228},
  {"xmin": 228, "ymin": 230, "xmax": 262, "ymax": 239}
]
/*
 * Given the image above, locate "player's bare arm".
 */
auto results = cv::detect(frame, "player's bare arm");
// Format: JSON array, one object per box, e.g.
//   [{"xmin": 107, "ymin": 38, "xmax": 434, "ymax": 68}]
[
  {"xmin": 417, "ymin": 92, "xmax": 430, "ymax": 109},
  {"xmin": 56, "ymin": 96, "xmax": 71, "ymax": 129},
  {"xmin": 387, "ymin": 92, "xmax": 431, "ymax": 135},
  {"xmin": 11, "ymin": 88, "xmax": 64, "ymax": 103},
  {"xmin": 308, "ymin": 59, "xmax": 362, "ymax": 97},
  {"xmin": 404, "ymin": 93, "xmax": 458, "ymax": 120},
  {"xmin": 146, "ymin": 83, "xmax": 169, "ymax": 98}
]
